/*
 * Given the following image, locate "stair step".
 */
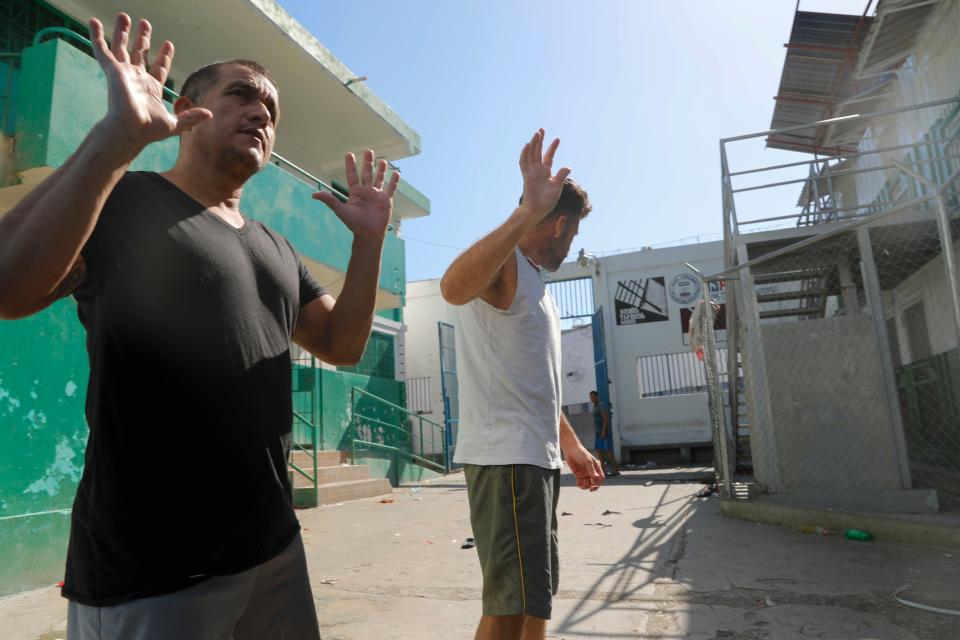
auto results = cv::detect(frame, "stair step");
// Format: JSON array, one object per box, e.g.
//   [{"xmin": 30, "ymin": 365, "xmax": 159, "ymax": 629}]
[
  {"xmin": 292, "ymin": 464, "xmax": 371, "ymax": 488},
  {"xmin": 315, "ymin": 478, "xmax": 393, "ymax": 505},
  {"xmin": 753, "ymin": 269, "xmax": 828, "ymax": 285},
  {"xmin": 759, "ymin": 308, "xmax": 820, "ymax": 320},
  {"xmin": 290, "ymin": 449, "xmax": 342, "ymax": 468},
  {"xmin": 757, "ymin": 289, "xmax": 827, "ymax": 303}
]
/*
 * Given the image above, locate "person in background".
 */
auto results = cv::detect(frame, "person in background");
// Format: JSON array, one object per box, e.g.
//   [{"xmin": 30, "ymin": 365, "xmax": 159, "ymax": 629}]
[{"xmin": 590, "ymin": 390, "xmax": 620, "ymax": 477}]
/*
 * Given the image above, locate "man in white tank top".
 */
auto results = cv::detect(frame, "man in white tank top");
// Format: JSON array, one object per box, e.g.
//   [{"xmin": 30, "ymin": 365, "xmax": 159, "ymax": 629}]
[{"xmin": 440, "ymin": 129, "xmax": 605, "ymax": 640}]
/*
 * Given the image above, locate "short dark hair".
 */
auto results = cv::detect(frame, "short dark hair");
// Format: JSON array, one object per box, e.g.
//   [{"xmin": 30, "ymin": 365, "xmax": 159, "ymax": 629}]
[
  {"xmin": 519, "ymin": 178, "xmax": 592, "ymax": 224},
  {"xmin": 590, "ymin": 390, "xmax": 598, "ymax": 396},
  {"xmin": 180, "ymin": 59, "xmax": 276, "ymax": 103}
]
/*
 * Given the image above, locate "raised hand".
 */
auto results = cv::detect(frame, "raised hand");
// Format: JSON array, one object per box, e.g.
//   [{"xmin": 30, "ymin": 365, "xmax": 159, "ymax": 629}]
[
  {"xmin": 89, "ymin": 14, "xmax": 211, "ymax": 151},
  {"xmin": 313, "ymin": 150, "xmax": 399, "ymax": 239},
  {"xmin": 518, "ymin": 129, "xmax": 572, "ymax": 223}
]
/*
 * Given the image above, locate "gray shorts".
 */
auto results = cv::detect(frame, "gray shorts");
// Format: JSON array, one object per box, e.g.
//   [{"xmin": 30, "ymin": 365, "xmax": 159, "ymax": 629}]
[
  {"xmin": 67, "ymin": 533, "xmax": 319, "ymax": 640},
  {"xmin": 464, "ymin": 464, "xmax": 561, "ymax": 620}
]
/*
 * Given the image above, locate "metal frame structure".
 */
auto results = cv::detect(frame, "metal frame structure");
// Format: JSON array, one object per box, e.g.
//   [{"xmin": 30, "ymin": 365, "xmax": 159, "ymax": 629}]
[{"xmin": 705, "ymin": 95, "xmax": 960, "ymax": 499}]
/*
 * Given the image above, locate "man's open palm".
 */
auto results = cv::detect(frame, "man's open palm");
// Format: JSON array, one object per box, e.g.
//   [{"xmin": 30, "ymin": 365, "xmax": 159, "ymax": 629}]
[
  {"xmin": 89, "ymin": 14, "xmax": 211, "ymax": 147},
  {"xmin": 313, "ymin": 150, "xmax": 399, "ymax": 239},
  {"xmin": 519, "ymin": 129, "xmax": 572, "ymax": 222}
]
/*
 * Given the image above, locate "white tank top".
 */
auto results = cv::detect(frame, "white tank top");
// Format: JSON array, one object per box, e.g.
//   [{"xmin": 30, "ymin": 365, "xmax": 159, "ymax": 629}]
[{"xmin": 453, "ymin": 247, "xmax": 562, "ymax": 468}]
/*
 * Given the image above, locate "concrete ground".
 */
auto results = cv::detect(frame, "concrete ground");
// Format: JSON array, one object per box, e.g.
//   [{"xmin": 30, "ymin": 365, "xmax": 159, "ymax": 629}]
[{"xmin": 2, "ymin": 468, "xmax": 959, "ymax": 639}]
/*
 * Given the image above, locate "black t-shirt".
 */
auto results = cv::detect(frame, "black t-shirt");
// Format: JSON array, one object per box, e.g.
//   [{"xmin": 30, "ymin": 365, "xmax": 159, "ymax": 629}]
[{"xmin": 63, "ymin": 172, "xmax": 327, "ymax": 605}]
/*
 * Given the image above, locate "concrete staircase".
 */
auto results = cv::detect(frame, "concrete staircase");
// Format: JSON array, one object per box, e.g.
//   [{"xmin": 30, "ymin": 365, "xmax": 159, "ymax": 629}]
[{"xmin": 289, "ymin": 449, "xmax": 392, "ymax": 508}]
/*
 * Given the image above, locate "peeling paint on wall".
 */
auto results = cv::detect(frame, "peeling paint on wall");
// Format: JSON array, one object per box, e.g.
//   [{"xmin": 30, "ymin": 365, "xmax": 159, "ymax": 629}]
[
  {"xmin": 23, "ymin": 409, "xmax": 47, "ymax": 431},
  {"xmin": 64, "ymin": 381, "xmax": 77, "ymax": 397},
  {"xmin": 22, "ymin": 435, "xmax": 83, "ymax": 497},
  {"xmin": 0, "ymin": 382, "xmax": 22, "ymax": 414}
]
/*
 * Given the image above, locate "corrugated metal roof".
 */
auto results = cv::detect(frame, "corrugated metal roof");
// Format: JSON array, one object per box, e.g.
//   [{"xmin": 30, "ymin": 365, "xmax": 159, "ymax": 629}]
[
  {"xmin": 767, "ymin": 11, "xmax": 874, "ymax": 154},
  {"xmin": 855, "ymin": 0, "xmax": 941, "ymax": 78}
]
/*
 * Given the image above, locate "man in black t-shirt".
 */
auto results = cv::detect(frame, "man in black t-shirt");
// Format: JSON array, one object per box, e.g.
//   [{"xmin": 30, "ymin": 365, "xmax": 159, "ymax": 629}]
[{"xmin": 0, "ymin": 12, "xmax": 400, "ymax": 639}]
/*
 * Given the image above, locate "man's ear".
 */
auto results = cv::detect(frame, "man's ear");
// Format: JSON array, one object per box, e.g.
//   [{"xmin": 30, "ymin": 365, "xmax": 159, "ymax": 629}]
[
  {"xmin": 173, "ymin": 95, "xmax": 196, "ymax": 116},
  {"xmin": 552, "ymin": 214, "xmax": 569, "ymax": 239}
]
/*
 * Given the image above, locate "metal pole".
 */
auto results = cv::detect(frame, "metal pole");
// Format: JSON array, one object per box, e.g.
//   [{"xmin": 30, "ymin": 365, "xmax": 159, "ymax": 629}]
[
  {"xmin": 823, "ymin": 158, "xmax": 837, "ymax": 222},
  {"xmin": 736, "ymin": 243, "xmax": 780, "ymax": 493},
  {"xmin": 811, "ymin": 153, "xmax": 822, "ymax": 224},
  {"xmin": 443, "ymin": 422, "xmax": 450, "ymax": 472},
  {"xmin": 934, "ymin": 194, "xmax": 960, "ymax": 345},
  {"xmin": 312, "ymin": 361, "xmax": 319, "ymax": 492},
  {"xmin": 312, "ymin": 356, "xmax": 322, "ymax": 451},
  {"xmin": 685, "ymin": 263, "xmax": 733, "ymax": 497},
  {"xmin": 721, "ymin": 141, "xmax": 744, "ymax": 473},
  {"xmin": 857, "ymin": 226, "xmax": 913, "ymax": 488}
]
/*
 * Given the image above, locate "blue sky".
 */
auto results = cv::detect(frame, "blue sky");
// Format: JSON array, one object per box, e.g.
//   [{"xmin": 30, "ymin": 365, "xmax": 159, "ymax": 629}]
[{"xmin": 282, "ymin": 0, "xmax": 868, "ymax": 281}]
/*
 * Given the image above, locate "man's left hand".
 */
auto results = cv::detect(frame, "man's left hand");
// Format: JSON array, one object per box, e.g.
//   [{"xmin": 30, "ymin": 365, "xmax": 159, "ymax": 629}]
[
  {"xmin": 566, "ymin": 445, "xmax": 604, "ymax": 491},
  {"xmin": 313, "ymin": 149, "xmax": 399, "ymax": 239}
]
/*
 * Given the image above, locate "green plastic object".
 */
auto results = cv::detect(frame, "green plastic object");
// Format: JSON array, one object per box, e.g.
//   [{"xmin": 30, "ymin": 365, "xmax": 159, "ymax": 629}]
[{"xmin": 844, "ymin": 529, "xmax": 874, "ymax": 541}]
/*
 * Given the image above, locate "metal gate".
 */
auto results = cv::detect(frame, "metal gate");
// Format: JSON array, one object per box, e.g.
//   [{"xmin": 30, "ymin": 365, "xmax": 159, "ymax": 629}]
[
  {"xmin": 591, "ymin": 307, "xmax": 611, "ymax": 406},
  {"xmin": 438, "ymin": 321, "xmax": 460, "ymax": 470}
]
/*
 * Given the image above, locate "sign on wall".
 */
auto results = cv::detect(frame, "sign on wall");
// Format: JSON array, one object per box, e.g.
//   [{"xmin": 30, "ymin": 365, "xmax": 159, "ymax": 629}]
[
  {"xmin": 708, "ymin": 280, "xmax": 726, "ymax": 304},
  {"xmin": 615, "ymin": 277, "xmax": 669, "ymax": 325},
  {"xmin": 668, "ymin": 274, "xmax": 702, "ymax": 306}
]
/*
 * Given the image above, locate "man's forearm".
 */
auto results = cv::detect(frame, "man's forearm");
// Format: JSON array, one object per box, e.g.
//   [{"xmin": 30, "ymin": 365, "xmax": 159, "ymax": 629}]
[
  {"xmin": 323, "ymin": 235, "xmax": 384, "ymax": 363},
  {"xmin": 559, "ymin": 412, "xmax": 587, "ymax": 454},
  {"xmin": 439, "ymin": 206, "xmax": 537, "ymax": 306},
  {"xmin": 0, "ymin": 120, "xmax": 140, "ymax": 318}
]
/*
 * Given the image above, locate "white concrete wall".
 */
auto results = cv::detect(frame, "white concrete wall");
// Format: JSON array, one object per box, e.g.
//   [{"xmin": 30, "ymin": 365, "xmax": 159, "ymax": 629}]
[
  {"xmin": 889, "ymin": 242, "xmax": 960, "ymax": 364},
  {"xmin": 550, "ymin": 242, "xmax": 727, "ymax": 450},
  {"xmin": 560, "ymin": 325, "xmax": 598, "ymax": 408},
  {"xmin": 404, "ymin": 279, "xmax": 457, "ymax": 423},
  {"xmin": 852, "ymin": 1, "xmax": 960, "ymax": 206}
]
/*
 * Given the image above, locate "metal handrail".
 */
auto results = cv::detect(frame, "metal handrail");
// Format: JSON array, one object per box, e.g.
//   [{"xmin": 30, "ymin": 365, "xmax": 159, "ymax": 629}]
[
  {"xmin": 32, "ymin": 27, "xmax": 93, "ymax": 50},
  {"xmin": 351, "ymin": 385, "xmax": 446, "ymax": 437},
  {"xmin": 721, "ymin": 95, "xmax": 960, "ymax": 235},
  {"xmin": 290, "ymin": 410, "xmax": 318, "ymax": 487},
  {"xmin": 350, "ymin": 386, "xmax": 447, "ymax": 472},
  {"xmin": 720, "ymin": 95, "xmax": 960, "ymax": 144},
  {"xmin": 730, "ymin": 155, "xmax": 960, "ymax": 195},
  {"xmin": 728, "ymin": 135, "xmax": 960, "ymax": 177},
  {"xmin": 351, "ymin": 439, "xmax": 447, "ymax": 474},
  {"xmin": 292, "ymin": 409, "xmax": 315, "ymax": 427}
]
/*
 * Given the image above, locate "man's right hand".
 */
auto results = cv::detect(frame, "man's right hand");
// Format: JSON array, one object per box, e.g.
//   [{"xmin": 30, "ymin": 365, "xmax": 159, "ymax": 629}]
[
  {"xmin": 89, "ymin": 14, "xmax": 211, "ymax": 155},
  {"xmin": 517, "ymin": 129, "xmax": 572, "ymax": 225}
]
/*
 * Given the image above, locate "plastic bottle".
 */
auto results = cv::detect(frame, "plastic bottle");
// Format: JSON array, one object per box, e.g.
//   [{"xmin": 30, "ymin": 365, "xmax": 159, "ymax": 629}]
[{"xmin": 844, "ymin": 529, "xmax": 874, "ymax": 541}]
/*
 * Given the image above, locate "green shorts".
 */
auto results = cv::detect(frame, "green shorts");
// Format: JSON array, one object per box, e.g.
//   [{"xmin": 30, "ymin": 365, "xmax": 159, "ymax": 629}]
[{"xmin": 463, "ymin": 464, "xmax": 560, "ymax": 620}]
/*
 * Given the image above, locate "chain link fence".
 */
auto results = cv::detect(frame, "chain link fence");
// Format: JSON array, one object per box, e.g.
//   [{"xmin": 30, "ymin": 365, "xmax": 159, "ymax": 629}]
[{"xmin": 706, "ymin": 97, "xmax": 960, "ymax": 517}]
